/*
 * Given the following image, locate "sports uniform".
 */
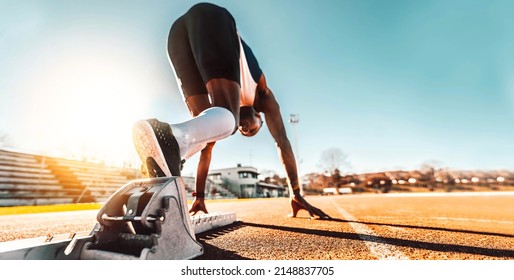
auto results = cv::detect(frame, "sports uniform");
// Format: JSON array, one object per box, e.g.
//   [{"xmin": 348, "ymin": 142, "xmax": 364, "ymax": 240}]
[
  {"xmin": 133, "ymin": 2, "xmax": 262, "ymax": 176},
  {"xmin": 168, "ymin": 2, "xmax": 263, "ymax": 106},
  {"xmin": 132, "ymin": 3, "xmax": 331, "ymax": 219}
]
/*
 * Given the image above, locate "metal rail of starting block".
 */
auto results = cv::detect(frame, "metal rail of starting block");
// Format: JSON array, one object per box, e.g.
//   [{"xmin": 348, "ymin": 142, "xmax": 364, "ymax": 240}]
[{"xmin": 0, "ymin": 177, "xmax": 237, "ymax": 260}]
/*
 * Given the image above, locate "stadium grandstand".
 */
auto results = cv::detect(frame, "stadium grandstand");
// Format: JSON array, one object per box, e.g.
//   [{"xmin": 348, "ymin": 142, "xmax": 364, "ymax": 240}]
[
  {"xmin": 0, "ymin": 148, "xmax": 236, "ymax": 207},
  {"xmin": 0, "ymin": 148, "xmax": 142, "ymax": 206}
]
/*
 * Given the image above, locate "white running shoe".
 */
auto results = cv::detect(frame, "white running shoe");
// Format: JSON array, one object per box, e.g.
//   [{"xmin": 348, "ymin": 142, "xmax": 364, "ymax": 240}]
[{"xmin": 132, "ymin": 119, "xmax": 183, "ymax": 177}]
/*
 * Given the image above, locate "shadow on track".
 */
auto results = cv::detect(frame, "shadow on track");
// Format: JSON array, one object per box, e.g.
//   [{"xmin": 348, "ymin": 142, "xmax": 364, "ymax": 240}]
[
  {"xmin": 192, "ymin": 218, "xmax": 514, "ymax": 259},
  {"xmin": 240, "ymin": 221, "xmax": 514, "ymax": 259},
  {"xmin": 194, "ymin": 221, "xmax": 252, "ymax": 260},
  {"xmin": 327, "ymin": 217, "xmax": 514, "ymax": 239}
]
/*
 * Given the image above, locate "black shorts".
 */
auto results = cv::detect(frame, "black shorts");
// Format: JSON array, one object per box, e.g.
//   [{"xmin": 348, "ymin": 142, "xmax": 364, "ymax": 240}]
[{"xmin": 167, "ymin": 3, "xmax": 241, "ymax": 97}]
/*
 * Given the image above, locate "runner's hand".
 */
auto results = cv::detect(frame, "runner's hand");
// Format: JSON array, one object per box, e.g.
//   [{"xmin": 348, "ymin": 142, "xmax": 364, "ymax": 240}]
[
  {"xmin": 290, "ymin": 194, "xmax": 331, "ymax": 220},
  {"xmin": 189, "ymin": 198, "xmax": 209, "ymax": 215}
]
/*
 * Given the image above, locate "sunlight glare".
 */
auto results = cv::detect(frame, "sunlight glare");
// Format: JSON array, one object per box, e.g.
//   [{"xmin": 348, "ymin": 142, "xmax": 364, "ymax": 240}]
[{"xmin": 20, "ymin": 44, "xmax": 156, "ymax": 166}]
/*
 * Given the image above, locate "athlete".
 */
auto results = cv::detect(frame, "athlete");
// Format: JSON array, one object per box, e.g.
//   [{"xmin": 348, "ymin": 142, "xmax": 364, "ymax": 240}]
[{"xmin": 132, "ymin": 2, "xmax": 330, "ymax": 220}]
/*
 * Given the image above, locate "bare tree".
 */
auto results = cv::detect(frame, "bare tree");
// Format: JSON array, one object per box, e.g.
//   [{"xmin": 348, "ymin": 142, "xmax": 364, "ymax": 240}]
[
  {"xmin": 259, "ymin": 168, "xmax": 277, "ymax": 180},
  {"xmin": 420, "ymin": 160, "xmax": 443, "ymax": 190},
  {"xmin": 319, "ymin": 148, "xmax": 350, "ymax": 175}
]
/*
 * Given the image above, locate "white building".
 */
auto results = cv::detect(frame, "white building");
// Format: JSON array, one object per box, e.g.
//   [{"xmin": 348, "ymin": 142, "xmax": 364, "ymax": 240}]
[
  {"xmin": 208, "ymin": 164, "xmax": 286, "ymax": 198},
  {"xmin": 181, "ymin": 176, "xmax": 236, "ymax": 199}
]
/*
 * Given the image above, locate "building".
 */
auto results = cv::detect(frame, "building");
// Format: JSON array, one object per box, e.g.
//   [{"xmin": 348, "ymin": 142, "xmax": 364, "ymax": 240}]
[
  {"xmin": 208, "ymin": 164, "xmax": 286, "ymax": 198},
  {"xmin": 181, "ymin": 176, "xmax": 237, "ymax": 199}
]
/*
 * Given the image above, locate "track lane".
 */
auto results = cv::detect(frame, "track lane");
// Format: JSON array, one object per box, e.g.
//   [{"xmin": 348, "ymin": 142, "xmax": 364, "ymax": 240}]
[{"xmin": 1, "ymin": 192, "xmax": 513, "ymax": 260}]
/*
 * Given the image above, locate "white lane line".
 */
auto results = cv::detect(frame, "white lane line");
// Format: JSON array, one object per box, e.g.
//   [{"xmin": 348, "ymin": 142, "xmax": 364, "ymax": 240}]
[{"xmin": 330, "ymin": 199, "xmax": 409, "ymax": 260}]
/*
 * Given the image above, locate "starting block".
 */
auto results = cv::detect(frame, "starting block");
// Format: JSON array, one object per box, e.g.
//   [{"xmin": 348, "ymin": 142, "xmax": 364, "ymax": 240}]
[{"xmin": 0, "ymin": 177, "xmax": 237, "ymax": 260}]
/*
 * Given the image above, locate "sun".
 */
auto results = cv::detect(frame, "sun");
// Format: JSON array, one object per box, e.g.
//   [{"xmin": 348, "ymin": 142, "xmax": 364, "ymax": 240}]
[{"xmin": 19, "ymin": 46, "xmax": 156, "ymax": 166}]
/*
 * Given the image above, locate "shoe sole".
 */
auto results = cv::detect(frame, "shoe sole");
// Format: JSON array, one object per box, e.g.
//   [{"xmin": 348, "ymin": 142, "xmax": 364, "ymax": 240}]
[{"xmin": 132, "ymin": 120, "xmax": 173, "ymax": 177}]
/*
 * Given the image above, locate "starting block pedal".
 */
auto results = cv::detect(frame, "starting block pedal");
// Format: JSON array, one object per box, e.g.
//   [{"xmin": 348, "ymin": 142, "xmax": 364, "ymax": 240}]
[{"xmin": 0, "ymin": 177, "xmax": 237, "ymax": 260}]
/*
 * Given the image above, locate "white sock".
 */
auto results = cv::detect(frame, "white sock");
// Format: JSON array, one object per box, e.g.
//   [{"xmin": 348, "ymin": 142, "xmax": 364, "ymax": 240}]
[{"xmin": 170, "ymin": 107, "xmax": 236, "ymax": 160}]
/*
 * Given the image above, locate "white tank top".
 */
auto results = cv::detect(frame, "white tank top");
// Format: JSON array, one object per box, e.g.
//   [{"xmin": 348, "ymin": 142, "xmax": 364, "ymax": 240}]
[{"xmin": 238, "ymin": 35, "xmax": 260, "ymax": 107}]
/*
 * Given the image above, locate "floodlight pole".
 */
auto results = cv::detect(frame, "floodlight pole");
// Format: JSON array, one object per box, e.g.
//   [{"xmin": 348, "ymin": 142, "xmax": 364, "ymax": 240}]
[{"xmin": 289, "ymin": 114, "xmax": 303, "ymax": 196}]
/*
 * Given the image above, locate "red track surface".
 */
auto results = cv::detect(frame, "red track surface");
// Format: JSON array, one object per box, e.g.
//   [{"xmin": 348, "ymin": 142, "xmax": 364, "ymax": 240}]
[{"xmin": 1, "ymin": 192, "xmax": 513, "ymax": 260}]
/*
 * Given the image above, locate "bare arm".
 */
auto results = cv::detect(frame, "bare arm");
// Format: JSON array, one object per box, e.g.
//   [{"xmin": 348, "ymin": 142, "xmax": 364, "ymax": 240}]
[
  {"xmin": 184, "ymin": 94, "xmax": 214, "ymax": 215},
  {"xmin": 258, "ymin": 89, "xmax": 301, "ymax": 195},
  {"xmin": 189, "ymin": 142, "xmax": 215, "ymax": 215},
  {"xmin": 257, "ymin": 76, "xmax": 331, "ymax": 219}
]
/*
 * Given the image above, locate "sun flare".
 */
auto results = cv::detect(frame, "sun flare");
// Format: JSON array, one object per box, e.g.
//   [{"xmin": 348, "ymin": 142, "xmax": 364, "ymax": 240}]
[{"xmin": 19, "ymin": 46, "xmax": 157, "ymax": 166}]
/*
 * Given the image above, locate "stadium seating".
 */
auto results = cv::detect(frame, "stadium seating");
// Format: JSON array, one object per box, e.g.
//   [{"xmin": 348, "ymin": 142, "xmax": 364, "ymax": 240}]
[
  {"xmin": 0, "ymin": 148, "xmax": 235, "ymax": 206},
  {"xmin": 0, "ymin": 148, "xmax": 140, "ymax": 206}
]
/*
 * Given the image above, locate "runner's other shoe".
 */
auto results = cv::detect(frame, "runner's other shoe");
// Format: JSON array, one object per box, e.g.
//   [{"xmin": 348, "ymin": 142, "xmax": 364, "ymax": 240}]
[{"xmin": 132, "ymin": 119, "xmax": 182, "ymax": 177}]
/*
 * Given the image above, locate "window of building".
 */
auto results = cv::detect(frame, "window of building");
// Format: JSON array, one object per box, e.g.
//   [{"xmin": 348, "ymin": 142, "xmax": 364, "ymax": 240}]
[
  {"xmin": 209, "ymin": 173, "xmax": 222, "ymax": 180},
  {"xmin": 238, "ymin": 172, "xmax": 258, "ymax": 179}
]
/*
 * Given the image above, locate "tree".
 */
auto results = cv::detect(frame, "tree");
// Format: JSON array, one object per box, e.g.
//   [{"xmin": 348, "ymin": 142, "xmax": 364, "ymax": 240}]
[
  {"xmin": 331, "ymin": 168, "xmax": 342, "ymax": 187},
  {"xmin": 319, "ymin": 148, "xmax": 350, "ymax": 175},
  {"xmin": 259, "ymin": 169, "xmax": 277, "ymax": 181},
  {"xmin": 420, "ymin": 160, "xmax": 443, "ymax": 191}
]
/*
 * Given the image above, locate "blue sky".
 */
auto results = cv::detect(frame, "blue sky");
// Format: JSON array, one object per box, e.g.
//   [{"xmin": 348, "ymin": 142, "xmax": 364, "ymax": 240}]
[{"xmin": 1, "ymin": 0, "xmax": 513, "ymax": 177}]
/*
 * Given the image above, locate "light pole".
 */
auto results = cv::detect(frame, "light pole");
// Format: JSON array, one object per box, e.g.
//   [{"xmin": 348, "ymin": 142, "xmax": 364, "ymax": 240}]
[{"xmin": 289, "ymin": 114, "xmax": 303, "ymax": 195}]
